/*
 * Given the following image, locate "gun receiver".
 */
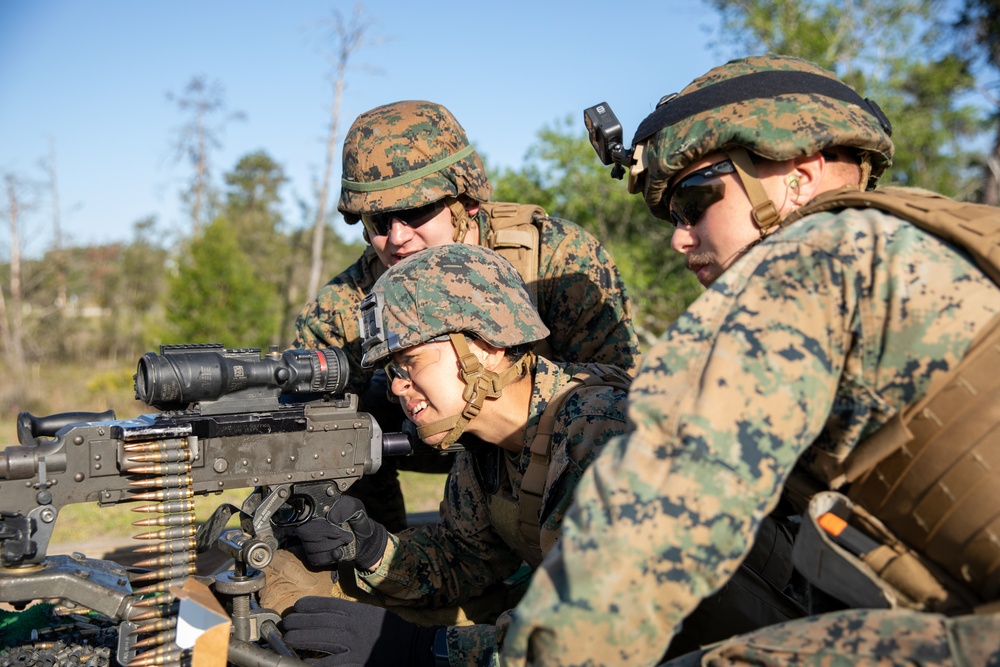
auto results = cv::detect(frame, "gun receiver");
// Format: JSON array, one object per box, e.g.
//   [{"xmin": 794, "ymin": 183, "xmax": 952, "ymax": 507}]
[{"xmin": 0, "ymin": 344, "xmax": 411, "ymax": 666}]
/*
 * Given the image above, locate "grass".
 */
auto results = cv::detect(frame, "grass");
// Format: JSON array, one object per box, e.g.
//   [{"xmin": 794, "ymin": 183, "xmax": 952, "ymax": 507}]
[{"xmin": 0, "ymin": 359, "xmax": 447, "ymax": 550}]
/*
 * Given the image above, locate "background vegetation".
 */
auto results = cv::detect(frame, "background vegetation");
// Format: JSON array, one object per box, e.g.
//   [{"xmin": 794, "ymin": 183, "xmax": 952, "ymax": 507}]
[{"xmin": 3, "ymin": 1, "xmax": 1000, "ymax": 546}]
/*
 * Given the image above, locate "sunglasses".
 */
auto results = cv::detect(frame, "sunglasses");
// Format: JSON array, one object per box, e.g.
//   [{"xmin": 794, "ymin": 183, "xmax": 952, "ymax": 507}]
[
  {"xmin": 664, "ymin": 159, "xmax": 737, "ymax": 228},
  {"xmin": 360, "ymin": 201, "xmax": 445, "ymax": 238}
]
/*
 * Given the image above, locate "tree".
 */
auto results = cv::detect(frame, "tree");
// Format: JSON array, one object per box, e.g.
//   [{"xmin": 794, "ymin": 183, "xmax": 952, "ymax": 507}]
[
  {"xmin": 162, "ymin": 217, "xmax": 279, "ymax": 348},
  {"xmin": 0, "ymin": 173, "xmax": 30, "ymax": 377},
  {"xmin": 306, "ymin": 3, "xmax": 381, "ymax": 299},
  {"xmin": 491, "ymin": 119, "xmax": 703, "ymax": 340},
  {"xmin": 707, "ymin": 0, "xmax": 984, "ymax": 197},
  {"xmin": 219, "ymin": 150, "xmax": 290, "ymax": 344},
  {"xmin": 167, "ymin": 76, "xmax": 245, "ymax": 234},
  {"xmin": 97, "ymin": 216, "xmax": 169, "ymax": 362},
  {"xmin": 45, "ymin": 138, "xmax": 68, "ymax": 343},
  {"xmin": 953, "ymin": 0, "xmax": 1000, "ymax": 203}
]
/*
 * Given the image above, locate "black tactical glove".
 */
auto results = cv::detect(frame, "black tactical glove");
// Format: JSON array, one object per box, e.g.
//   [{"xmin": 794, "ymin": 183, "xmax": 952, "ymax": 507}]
[
  {"xmin": 282, "ymin": 596, "xmax": 439, "ymax": 667},
  {"xmin": 295, "ymin": 495, "xmax": 388, "ymax": 571}
]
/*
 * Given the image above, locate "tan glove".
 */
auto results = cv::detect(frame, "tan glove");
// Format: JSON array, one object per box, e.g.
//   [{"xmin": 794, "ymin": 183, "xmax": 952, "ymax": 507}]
[
  {"xmin": 258, "ymin": 548, "xmax": 350, "ymax": 615},
  {"xmin": 260, "ymin": 547, "xmax": 505, "ymax": 627}
]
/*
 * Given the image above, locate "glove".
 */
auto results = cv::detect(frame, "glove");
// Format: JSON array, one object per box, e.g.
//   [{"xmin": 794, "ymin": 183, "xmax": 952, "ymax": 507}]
[
  {"xmin": 282, "ymin": 596, "xmax": 439, "ymax": 667},
  {"xmin": 258, "ymin": 549, "xmax": 339, "ymax": 616},
  {"xmin": 296, "ymin": 495, "xmax": 388, "ymax": 571}
]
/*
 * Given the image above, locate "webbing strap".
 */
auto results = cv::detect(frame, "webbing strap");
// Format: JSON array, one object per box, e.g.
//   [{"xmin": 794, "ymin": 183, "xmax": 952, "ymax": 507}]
[
  {"xmin": 517, "ymin": 364, "xmax": 632, "ymax": 547},
  {"xmin": 727, "ymin": 148, "xmax": 780, "ymax": 230}
]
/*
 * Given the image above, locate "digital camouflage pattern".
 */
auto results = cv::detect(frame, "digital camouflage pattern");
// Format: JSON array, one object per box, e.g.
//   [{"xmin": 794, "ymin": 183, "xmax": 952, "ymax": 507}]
[
  {"xmin": 348, "ymin": 357, "xmax": 630, "ymax": 666},
  {"xmin": 338, "ymin": 100, "xmax": 492, "ymax": 220},
  {"xmin": 661, "ymin": 608, "xmax": 1000, "ymax": 667},
  {"xmin": 360, "ymin": 243, "xmax": 549, "ymax": 367},
  {"xmin": 293, "ymin": 210, "xmax": 640, "ymax": 392},
  {"xmin": 639, "ymin": 55, "xmax": 894, "ymax": 220},
  {"xmin": 497, "ymin": 207, "xmax": 1000, "ymax": 666}
]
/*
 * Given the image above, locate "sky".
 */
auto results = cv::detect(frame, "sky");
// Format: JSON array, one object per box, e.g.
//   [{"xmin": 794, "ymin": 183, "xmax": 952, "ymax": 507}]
[{"xmin": 1, "ymin": 1, "xmax": 727, "ymax": 254}]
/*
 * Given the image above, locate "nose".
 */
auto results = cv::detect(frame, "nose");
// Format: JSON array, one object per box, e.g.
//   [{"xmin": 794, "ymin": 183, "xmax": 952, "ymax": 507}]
[
  {"xmin": 389, "ymin": 373, "xmax": 410, "ymax": 396},
  {"xmin": 386, "ymin": 218, "xmax": 414, "ymax": 246},
  {"xmin": 671, "ymin": 225, "xmax": 696, "ymax": 254}
]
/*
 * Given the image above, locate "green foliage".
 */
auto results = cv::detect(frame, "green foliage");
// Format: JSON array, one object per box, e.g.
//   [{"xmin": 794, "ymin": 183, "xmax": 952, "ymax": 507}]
[
  {"xmin": 707, "ymin": 0, "xmax": 986, "ymax": 198},
  {"xmin": 162, "ymin": 217, "xmax": 280, "ymax": 348},
  {"xmin": 491, "ymin": 119, "xmax": 704, "ymax": 339}
]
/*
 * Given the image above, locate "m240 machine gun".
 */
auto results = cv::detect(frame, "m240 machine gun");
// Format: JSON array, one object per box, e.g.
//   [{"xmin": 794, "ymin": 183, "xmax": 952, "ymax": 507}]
[{"xmin": 0, "ymin": 344, "xmax": 411, "ymax": 667}]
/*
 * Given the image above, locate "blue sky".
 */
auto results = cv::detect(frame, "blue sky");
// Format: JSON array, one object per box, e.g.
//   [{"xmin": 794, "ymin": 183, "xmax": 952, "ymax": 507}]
[{"xmin": 1, "ymin": 1, "xmax": 726, "ymax": 253}]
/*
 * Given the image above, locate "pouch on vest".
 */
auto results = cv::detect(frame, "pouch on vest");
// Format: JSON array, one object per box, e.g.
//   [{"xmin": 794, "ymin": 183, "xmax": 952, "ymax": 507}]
[
  {"xmin": 481, "ymin": 202, "xmax": 554, "ymax": 362},
  {"xmin": 792, "ymin": 491, "xmax": 976, "ymax": 614}
]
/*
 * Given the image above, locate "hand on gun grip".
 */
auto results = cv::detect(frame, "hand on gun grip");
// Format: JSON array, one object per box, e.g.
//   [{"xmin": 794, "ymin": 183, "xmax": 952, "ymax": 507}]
[
  {"xmin": 296, "ymin": 495, "xmax": 388, "ymax": 571},
  {"xmin": 282, "ymin": 597, "xmax": 440, "ymax": 667}
]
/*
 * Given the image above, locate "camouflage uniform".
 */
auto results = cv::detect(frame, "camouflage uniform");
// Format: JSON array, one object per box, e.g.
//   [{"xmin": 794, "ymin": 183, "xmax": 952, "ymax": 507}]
[
  {"xmin": 292, "ymin": 100, "xmax": 639, "ymax": 531},
  {"xmin": 497, "ymin": 56, "xmax": 1000, "ymax": 666},
  {"xmin": 342, "ymin": 244, "xmax": 628, "ymax": 666},
  {"xmin": 350, "ymin": 356, "xmax": 628, "ymax": 666}
]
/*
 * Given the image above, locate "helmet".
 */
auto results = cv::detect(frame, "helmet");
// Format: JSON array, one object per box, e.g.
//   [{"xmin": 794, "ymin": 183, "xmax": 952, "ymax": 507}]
[
  {"xmin": 630, "ymin": 54, "xmax": 895, "ymax": 221},
  {"xmin": 359, "ymin": 244, "xmax": 548, "ymax": 368},
  {"xmin": 338, "ymin": 100, "xmax": 493, "ymax": 225},
  {"xmin": 358, "ymin": 244, "xmax": 549, "ymax": 450}
]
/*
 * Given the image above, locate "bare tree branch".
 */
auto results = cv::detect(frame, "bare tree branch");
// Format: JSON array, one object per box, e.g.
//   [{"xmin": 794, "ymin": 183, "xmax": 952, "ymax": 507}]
[
  {"xmin": 167, "ymin": 76, "xmax": 246, "ymax": 234},
  {"xmin": 307, "ymin": 3, "xmax": 382, "ymax": 298},
  {"xmin": 1, "ymin": 174, "xmax": 28, "ymax": 376}
]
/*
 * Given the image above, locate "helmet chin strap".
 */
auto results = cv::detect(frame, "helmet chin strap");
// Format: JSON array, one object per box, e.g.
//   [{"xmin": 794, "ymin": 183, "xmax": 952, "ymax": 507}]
[
  {"xmin": 446, "ymin": 198, "xmax": 474, "ymax": 243},
  {"xmin": 415, "ymin": 333, "xmax": 534, "ymax": 450},
  {"xmin": 726, "ymin": 147, "xmax": 781, "ymax": 234}
]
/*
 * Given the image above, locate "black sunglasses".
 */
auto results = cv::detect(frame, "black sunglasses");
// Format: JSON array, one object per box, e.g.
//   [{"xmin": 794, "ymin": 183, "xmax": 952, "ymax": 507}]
[
  {"xmin": 664, "ymin": 160, "xmax": 737, "ymax": 228},
  {"xmin": 360, "ymin": 201, "xmax": 444, "ymax": 237}
]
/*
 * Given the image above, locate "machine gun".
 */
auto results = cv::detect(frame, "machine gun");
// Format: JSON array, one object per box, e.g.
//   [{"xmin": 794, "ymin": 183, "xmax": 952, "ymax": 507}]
[{"xmin": 0, "ymin": 344, "xmax": 412, "ymax": 667}]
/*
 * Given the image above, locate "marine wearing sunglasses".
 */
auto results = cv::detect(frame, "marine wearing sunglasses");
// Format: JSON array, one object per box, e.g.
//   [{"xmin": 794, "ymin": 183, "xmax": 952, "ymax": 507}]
[
  {"xmin": 666, "ymin": 148, "xmax": 796, "ymax": 288},
  {"xmin": 664, "ymin": 159, "xmax": 738, "ymax": 228},
  {"xmin": 360, "ymin": 201, "xmax": 446, "ymax": 238}
]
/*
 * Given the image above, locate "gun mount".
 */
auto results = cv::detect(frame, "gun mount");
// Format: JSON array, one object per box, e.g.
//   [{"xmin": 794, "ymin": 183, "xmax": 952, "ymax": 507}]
[{"xmin": 0, "ymin": 344, "xmax": 412, "ymax": 667}]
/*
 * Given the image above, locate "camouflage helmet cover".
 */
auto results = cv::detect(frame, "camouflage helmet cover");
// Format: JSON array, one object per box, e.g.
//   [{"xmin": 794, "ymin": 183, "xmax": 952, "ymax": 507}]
[
  {"xmin": 338, "ymin": 100, "xmax": 493, "ymax": 223},
  {"xmin": 359, "ymin": 244, "xmax": 550, "ymax": 367},
  {"xmin": 636, "ymin": 54, "xmax": 895, "ymax": 220}
]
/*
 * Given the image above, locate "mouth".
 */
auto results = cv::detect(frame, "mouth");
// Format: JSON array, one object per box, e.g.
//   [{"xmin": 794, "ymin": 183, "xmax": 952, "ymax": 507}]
[
  {"xmin": 687, "ymin": 260, "xmax": 712, "ymax": 284},
  {"xmin": 405, "ymin": 399, "xmax": 429, "ymax": 421}
]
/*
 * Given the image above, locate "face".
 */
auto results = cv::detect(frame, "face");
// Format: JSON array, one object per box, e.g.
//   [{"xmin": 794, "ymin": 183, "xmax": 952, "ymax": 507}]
[
  {"xmin": 667, "ymin": 153, "xmax": 790, "ymax": 286},
  {"xmin": 384, "ymin": 338, "xmax": 477, "ymax": 447},
  {"xmin": 363, "ymin": 202, "xmax": 456, "ymax": 268}
]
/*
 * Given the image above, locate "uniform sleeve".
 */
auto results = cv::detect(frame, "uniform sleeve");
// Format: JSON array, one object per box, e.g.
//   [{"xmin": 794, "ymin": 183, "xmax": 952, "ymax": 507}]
[
  {"xmin": 359, "ymin": 452, "xmax": 525, "ymax": 607},
  {"xmin": 499, "ymin": 239, "xmax": 856, "ymax": 666},
  {"xmin": 536, "ymin": 219, "xmax": 641, "ymax": 373},
  {"xmin": 536, "ymin": 385, "xmax": 629, "ymax": 556},
  {"xmin": 291, "ymin": 257, "xmax": 372, "ymax": 395}
]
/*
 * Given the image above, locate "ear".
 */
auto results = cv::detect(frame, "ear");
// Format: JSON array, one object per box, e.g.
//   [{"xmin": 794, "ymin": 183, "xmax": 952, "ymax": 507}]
[
  {"xmin": 786, "ymin": 153, "xmax": 825, "ymax": 205},
  {"xmin": 469, "ymin": 338, "xmax": 506, "ymax": 371},
  {"xmin": 464, "ymin": 200, "xmax": 481, "ymax": 217}
]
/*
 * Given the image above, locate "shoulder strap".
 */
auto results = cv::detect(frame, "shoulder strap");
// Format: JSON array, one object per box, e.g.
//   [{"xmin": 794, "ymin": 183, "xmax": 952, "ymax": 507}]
[
  {"xmin": 784, "ymin": 187, "xmax": 1000, "ymax": 284},
  {"xmin": 517, "ymin": 364, "xmax": 632, "ymax": 548},
  {"xmin": 481, "ymin": 202, "xmax": 546, "ymax": 307}
]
